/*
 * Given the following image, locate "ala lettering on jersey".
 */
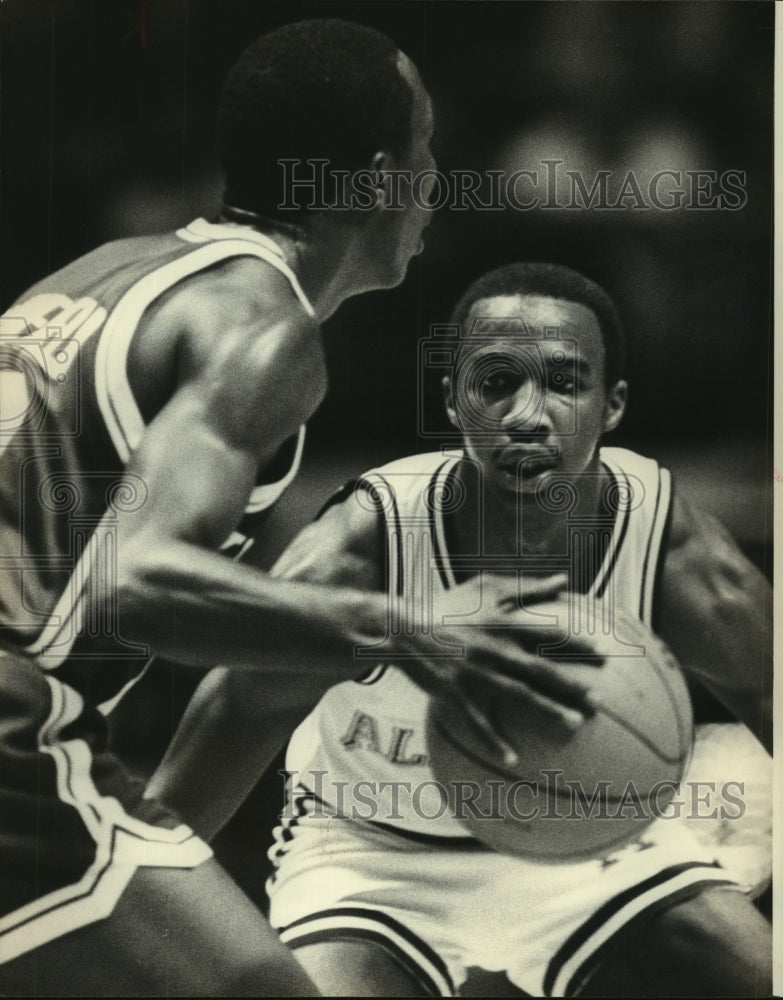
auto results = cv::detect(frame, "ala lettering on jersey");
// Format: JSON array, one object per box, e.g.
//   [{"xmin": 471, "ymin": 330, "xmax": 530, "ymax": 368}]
[{"xmin": 340, "ymin": 710, "xmax": 426, "ymax": 765}]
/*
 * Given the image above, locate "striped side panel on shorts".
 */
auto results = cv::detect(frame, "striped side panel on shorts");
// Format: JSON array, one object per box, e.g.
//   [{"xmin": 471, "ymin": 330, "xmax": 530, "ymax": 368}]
[
  {"xmin": 0, "ymin": 675, "xmax": 211, "ymax": 963},
  {"xmin": 277, "ymin": 906, "xmax": 456, "ymax": 997},
  {"xmin": 543, "ymin": 861, "xmax": 741, "ymax": 997}
]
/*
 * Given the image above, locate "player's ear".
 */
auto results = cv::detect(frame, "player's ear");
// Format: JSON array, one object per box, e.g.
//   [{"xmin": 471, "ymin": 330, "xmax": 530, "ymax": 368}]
[
  {"xmin": 370, "ymin": 151, "xmax": 396, "ymax": 210},
  {"xmin": 443, "ymin": 375, "xmax": 459, "ymax": 428},
  {"xmin": 602, "ymin": 379, "xmax": 628, "ymax": 434}
]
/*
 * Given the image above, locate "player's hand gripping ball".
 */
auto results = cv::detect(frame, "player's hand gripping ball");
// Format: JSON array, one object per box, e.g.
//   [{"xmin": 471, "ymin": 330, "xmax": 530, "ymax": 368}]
[{"xmin": 425, "ymin": 598, "xmax": 693, "ymax": 861}]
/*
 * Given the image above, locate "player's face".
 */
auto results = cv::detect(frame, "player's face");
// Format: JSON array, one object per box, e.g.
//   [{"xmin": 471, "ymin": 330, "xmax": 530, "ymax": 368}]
[
  {"xmin": 445, "ymin": 294, "xmax": 627, "ymax": 505},
  {"xmin": 376, "ymin": 53, "xmax": 436, "ymax": 285}
]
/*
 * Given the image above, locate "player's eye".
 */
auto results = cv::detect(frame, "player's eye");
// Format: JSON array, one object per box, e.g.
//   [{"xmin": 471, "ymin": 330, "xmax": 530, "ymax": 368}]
[
  {"xmin": 549, "ymin": 370, "xmax": 577, "ymax": 393},
  {"xmin": 480, "ymin": 370, "xmax": 522, "ymax": 399}
]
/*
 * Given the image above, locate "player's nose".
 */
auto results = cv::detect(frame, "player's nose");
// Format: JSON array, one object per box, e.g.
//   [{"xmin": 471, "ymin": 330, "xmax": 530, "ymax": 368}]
[
  {"xmin": 499, "ymin": 380, "xmax": 551, "ymax": 433},
  {"xmin": 419, "ymin": 159, "xmax": 439, "ymax": 216}
]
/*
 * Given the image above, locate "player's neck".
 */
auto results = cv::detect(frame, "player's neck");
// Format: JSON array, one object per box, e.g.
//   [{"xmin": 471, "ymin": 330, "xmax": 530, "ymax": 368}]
[
  {"xmin": 451, "ymin": 458, "xmax": 610, "ymax": 560},
  {"xmin": 218, "ymin": 213, "xmax": 379, "ymax": 322}
]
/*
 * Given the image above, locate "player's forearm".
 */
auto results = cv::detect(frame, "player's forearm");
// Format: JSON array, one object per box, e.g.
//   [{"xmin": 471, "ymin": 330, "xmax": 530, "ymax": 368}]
[
  {"xmin": 116, "ymin": 538, "xmax": 419, "ymax": 676},
  {"xmin": 145, "ymin": 667, "xmax": 299, "ymax": 840},
  {"xmin": 699, "ymin": 593, "xmax": 773, "ymax": 754}
]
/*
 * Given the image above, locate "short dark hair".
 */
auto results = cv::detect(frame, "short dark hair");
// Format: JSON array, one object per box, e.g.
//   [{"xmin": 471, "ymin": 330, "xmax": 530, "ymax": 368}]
[
  {"xmin": 450, "ymin": 263, "xmax": 626, "ymax": 387},
  {"xmin": 218, "ymin": 19, "xmax": 414, "ymax": 219}
]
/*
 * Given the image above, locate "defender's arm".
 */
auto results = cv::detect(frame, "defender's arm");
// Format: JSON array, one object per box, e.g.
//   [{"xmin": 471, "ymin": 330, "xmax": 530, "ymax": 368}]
[{"xmin": 145, "ymin": 494, "xmax": 386, "ymax": 839}]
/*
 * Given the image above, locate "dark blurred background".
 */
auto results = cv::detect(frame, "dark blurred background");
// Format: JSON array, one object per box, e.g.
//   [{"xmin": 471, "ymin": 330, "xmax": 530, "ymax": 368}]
[
  {"xmin": 1, "ymin": 0, "xmax": 774, "ymax": 932},
  {"xmin": 2, "ymin": 0, "xmax": 773, "ymax": 564}
]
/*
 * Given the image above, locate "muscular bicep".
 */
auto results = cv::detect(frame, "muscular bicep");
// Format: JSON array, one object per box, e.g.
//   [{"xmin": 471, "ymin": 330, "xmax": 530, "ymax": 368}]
[
  {"xmin": 120, "ymin": 287, "xmax": 321, "ymax": 552},
  {"xmin": 657, "ymin": 492, "xmax": 772, "ymax": 750},
  {"xmin": 119, "ymin": 379, "xmax": 259, "ymax": 551}
]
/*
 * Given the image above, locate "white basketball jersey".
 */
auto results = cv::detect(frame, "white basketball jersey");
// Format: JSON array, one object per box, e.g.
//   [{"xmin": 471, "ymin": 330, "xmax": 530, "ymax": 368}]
[{"xmin": 285, "ymin": 447, "xmax": 672, "ymax": 838}]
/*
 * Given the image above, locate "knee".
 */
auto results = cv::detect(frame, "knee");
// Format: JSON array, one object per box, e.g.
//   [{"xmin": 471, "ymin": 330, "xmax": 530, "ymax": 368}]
[{"xmin": 664, "ymin": 888, "xmax": 771, "ymax": 993}]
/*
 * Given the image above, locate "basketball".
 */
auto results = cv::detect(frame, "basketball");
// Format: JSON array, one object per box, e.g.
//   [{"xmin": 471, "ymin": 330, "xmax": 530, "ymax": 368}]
[{"xmin": 425, "ymin": 597, "xmax": 693, "ymax": 861}]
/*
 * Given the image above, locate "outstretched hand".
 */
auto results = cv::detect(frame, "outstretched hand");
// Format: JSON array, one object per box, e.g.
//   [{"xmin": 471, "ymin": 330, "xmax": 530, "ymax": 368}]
[{"xmin": 403, "ymin": 573, "xmax": 605, "ymax": 768}]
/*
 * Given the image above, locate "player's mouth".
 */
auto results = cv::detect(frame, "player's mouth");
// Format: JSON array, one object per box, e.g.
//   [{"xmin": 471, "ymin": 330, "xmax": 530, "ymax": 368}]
[{"xmin": 495, "ymin": 446, "xmax": 559, "ymax": 488}]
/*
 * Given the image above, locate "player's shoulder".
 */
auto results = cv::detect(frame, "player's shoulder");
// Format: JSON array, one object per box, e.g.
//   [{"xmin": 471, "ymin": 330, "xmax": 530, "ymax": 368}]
[
  {"xmin": 142, "ymin": 222, "xmax": 315, "ymax": 342},
  {"xmin": 147, "ymin": 249, "xmax": 319, "ymax": 394},
  {"xmin": 665, "ymin": 488, "xmax": 727, "ymax": 556},
  {"xmin": 660, "ymin": 487, "xmax": 765, "ymax": 607},
  {"xmin": 10, "ymin": 232, "xmax": 180, "ymax": 307},
  {"xmin": 339, "ymin": 450, "xmax": 462, "ymax": 517},
  {"xmin": 599, "ymin": 447, "xmax": 672, "ymax": 524},
  {"xmin": 311, "ymin": 457, "xmax": 428, "ymax": 529},
  {"xmin": 178, "ymin": 256, "xmax": 315, "ymax": 339},
  {"xmin": 273, "ymin": 480, "xmax": 386, "ymax": 589},
  {"xmin": 277, "ymin": 452, "xmax": 454, "ymax": 588},
  {"xmin": 599, "ymin": 445, "xmax": 665, "ymax": 482},
  {"xmin": 363, "ymin": 449, "xmax": 462, "ymax": 483}
]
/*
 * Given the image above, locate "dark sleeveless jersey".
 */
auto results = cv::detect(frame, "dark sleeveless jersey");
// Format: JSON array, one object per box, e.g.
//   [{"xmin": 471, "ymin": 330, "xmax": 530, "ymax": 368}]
[{"xmin": 0, "ymin": 218, "xmax": 314, "ymax": 710}]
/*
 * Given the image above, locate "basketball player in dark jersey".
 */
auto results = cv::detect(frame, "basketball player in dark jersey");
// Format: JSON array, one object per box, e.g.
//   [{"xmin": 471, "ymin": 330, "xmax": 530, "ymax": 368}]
[
  {"xmin": 153, "ymin": 265, "xmax": 771, "ymax": 997},
  {"xmin": 0, "ymin": 22, "xmax": 599, "ymax": 996}
]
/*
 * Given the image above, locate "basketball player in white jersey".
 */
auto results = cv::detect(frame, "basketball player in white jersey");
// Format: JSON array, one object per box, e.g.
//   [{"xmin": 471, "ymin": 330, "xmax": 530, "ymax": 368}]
[
  {"xmin": 153, "ymin": 264, "xmax": 771, "ymax": 996},
  {"xmin": 0, "ymin": 24, "xmax": 598, "ymax": 996}
]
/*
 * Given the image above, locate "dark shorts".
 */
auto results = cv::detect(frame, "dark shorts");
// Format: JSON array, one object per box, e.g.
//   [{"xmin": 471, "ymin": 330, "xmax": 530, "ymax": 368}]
[{"xmin": 0, "ymin": 651, "xmax": 212, "ymax": 962}]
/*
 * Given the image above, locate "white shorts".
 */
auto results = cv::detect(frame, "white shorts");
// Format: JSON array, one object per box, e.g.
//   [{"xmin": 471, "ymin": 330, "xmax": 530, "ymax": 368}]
[
  {"xmin": 676, "ymin": 723, "xmax": 772, "ymax": 897},
  {"xmin": 267, "ymin": 796, "xmax": 746, "ymax": 997}
]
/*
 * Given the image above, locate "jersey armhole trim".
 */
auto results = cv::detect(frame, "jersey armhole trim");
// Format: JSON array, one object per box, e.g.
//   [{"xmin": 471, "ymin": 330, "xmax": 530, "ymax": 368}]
[
  {"xmin": 641, "ymin": 468, "xmax": 672, "ymax": 629},
  {"xmin": 591, "ymin": 464, "xmax": 630, "ymax": 600},
  {"xmin": 315, "ymin": 476, "xmax": 399, "ymax": 597}
]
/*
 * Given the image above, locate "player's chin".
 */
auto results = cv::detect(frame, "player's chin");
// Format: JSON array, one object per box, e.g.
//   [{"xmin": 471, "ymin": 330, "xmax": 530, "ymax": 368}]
[
  {"xmin": 384, "ymin": 250, "xmax": 422, "ymax": 288},
  {"xmin": 485, "ymin": 477, "xmax": 530, "ymax": 508}
]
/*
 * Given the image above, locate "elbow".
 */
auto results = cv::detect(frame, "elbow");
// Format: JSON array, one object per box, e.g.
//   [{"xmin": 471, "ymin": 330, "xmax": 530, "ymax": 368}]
[{"xmin": 709, "ymin": 555, "xmax": 770, "ymax": 634}]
